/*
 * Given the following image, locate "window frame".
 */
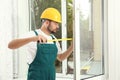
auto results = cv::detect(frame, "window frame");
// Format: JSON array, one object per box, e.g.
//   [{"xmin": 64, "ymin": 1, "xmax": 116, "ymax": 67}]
[{"xmin": 28, "ymin": 0, "xmax": 107, "ymax": 80}]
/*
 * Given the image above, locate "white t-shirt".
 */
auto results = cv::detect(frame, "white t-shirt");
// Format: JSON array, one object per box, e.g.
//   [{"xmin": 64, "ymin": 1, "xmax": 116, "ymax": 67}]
[{"xmin": 20, "ymin": 29, "xmax": 62, "ymax": 64}]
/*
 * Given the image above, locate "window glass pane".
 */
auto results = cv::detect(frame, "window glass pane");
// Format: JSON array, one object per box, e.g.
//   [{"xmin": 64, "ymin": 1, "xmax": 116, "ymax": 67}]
[
  {"xmin": 29, "ymin": 0, "xmax": 62, "ymax": 73},
  {"xmin": 67, "ymin": 0, "xmax": 104, "ymax": 79},
  {"xmin": 80, "ymin": 0, "xmax": 104, "ymax": 79}
]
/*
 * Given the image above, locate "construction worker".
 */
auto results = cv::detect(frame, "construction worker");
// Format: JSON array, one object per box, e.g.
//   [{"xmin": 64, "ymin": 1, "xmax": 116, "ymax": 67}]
[{"xmin": 8, "ymin": 7, "xmax": 73, "ymax": 80}]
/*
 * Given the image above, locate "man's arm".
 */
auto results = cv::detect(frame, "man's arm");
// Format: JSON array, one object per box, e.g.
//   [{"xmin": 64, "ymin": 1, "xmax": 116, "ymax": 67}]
[
  {"xmin": 57, "ymin": 42, "xmax": 73, "ymax": 61},
  {"xmin": 8, "ymin": 37, "xmax": 37, "ymax": 49},
  {"xmin": 8, "ymin": 35, "xmax": 47, "ymax": 49}
]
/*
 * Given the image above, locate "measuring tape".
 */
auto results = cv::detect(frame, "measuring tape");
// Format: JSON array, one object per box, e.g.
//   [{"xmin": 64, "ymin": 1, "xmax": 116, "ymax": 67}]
[{"xmin": 47, "ymin": 38, "xmax": 72, "ymax": 42}]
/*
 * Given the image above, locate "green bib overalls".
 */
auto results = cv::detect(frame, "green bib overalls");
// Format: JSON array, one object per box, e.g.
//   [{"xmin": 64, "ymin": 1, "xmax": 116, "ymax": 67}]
[{"xmin": 27, "ymin": 31, "xmax": 58, "ymax": 80}]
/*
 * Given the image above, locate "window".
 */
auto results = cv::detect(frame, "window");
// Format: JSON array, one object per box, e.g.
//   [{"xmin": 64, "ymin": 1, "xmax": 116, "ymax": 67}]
[{"xmin": 73, "ymin": 0, "xmax": 105, "ymax": 79}]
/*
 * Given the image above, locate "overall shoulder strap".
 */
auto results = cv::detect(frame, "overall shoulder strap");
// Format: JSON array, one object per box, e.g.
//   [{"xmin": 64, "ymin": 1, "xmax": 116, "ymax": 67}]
[
  {"xmin": 34, "ymin": 30, "xmax": 39, "ymax": 43},
  {"xmin": 34, "ymin": 30, "xmax": 38, "ymax": 36},
  {"xmin": 50, "ymin": 34, "xmax": 56, "ymax": 44}
]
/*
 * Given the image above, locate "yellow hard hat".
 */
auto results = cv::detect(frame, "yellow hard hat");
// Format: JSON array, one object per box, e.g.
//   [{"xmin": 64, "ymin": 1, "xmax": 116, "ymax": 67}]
[{"xmin": 40, "ymin": 8, "xmax": 61, "ymax": 23}]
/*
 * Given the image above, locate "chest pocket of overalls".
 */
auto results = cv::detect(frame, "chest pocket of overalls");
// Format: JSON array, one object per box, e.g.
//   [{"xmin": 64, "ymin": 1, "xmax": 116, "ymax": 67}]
[{"xmin": 38, "ymin": 43, "xmax": 58, "ymax": 65}]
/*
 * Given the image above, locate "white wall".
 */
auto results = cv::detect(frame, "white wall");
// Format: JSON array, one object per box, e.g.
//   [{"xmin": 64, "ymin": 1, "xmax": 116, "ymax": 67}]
[
  {"xmin": 17, "ymin": 0, "xmax": 29, "ymax": 78},
  {"xmin": 108, "ymin": 0, "xmax": 120, "ymax": 80},
  {"xmin": 0, "ymin": 0, "xmax": 13, "ymax": 80},
  {"xmin": 0, "ymin": 0, "xmax": 29, "ymax": 80}
]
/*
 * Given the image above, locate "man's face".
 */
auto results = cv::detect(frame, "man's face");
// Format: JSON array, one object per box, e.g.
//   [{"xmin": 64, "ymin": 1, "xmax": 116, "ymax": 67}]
[{"xmin": 47, "ymin": 21, "xmax": 60, "ymax": 33}]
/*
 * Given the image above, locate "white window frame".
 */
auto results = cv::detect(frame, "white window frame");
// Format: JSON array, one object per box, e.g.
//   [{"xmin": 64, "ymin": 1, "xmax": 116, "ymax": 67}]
[
  {"xmin": 13, "ymin": 0, "xmax": 108, "ymax": 80},
  {"xmin": 57, "ymin": 0, "xmax": 108, "ymax": 80}
]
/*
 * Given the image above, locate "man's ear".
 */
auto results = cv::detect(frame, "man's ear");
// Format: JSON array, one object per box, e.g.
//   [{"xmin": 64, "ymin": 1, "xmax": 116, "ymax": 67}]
[
  {"xmin": 44, "ymin": 20, "xmax": 50, "ymax": 28},
  {"xmin": 46, "ymin": 20, "xmax": 50, "ymax": 24},
  {"xmin": 44, "ymin": 20, "xmax": 49, "ymax": 26}
]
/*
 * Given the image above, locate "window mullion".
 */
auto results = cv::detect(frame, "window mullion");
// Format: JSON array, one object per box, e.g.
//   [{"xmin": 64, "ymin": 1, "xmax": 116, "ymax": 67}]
[
  {"xmin": 73, "ymin": 0, "xmax": 81, "ymax": 79},
  {"xmin": 61, "ymin": 0, "xmax": 67, "ymax": 75}
]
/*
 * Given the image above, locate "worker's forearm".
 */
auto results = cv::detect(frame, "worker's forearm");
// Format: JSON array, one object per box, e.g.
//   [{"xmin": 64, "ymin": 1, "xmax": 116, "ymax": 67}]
[
  {"xmin": 8, "ymin": 37, "xmax": 37, "ymax": 49},
  {"xmin": 58, "ymin": 45, "xmax": 73, "ymax": 61}
]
